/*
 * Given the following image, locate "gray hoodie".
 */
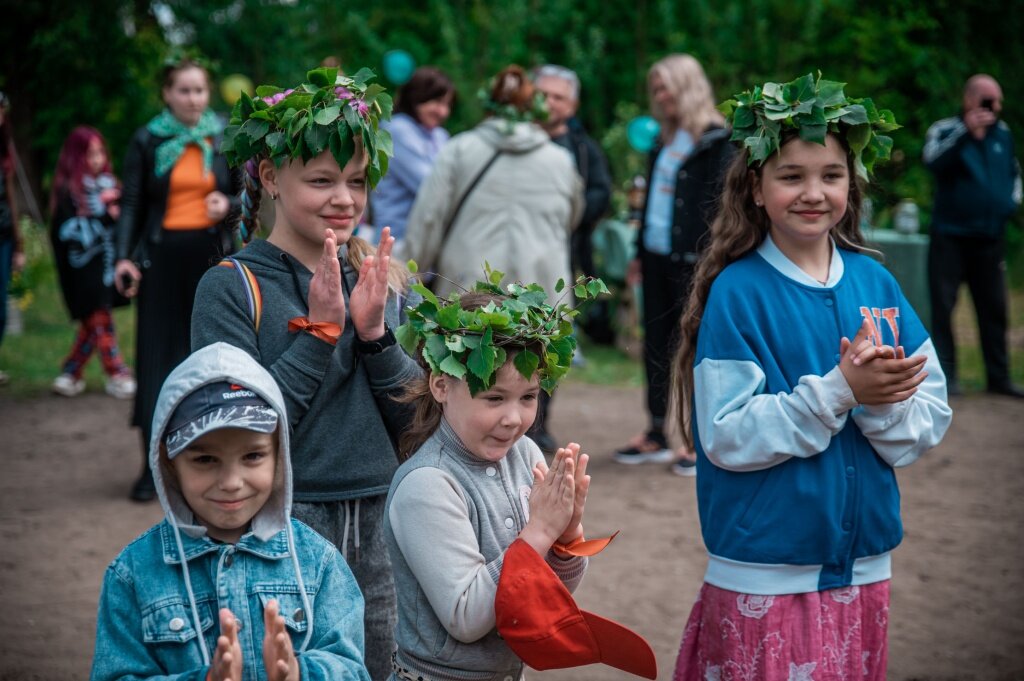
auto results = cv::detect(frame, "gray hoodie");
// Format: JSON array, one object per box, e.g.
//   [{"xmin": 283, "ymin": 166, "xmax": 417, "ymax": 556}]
[{"xmin": 191, "ymin": 239, "xmax": 422, "ymax": 502}]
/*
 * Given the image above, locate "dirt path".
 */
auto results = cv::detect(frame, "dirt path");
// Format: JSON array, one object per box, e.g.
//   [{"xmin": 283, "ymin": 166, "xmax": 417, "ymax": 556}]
[{"xmin": 0, "ymin": 383, "xmax": 1022, "ymax": 680}]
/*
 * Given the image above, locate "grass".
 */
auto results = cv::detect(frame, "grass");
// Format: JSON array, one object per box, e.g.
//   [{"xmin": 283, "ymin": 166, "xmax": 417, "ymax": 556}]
[{"xmin": 2, "ymin": 221, "xmax": 1021, "ymax": 398}]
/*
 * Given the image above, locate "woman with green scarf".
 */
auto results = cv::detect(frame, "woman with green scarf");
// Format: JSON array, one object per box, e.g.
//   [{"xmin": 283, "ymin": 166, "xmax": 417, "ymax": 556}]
[{"xmin": 114, "ymin": 56, "xmax": 240, "ymax": 502}]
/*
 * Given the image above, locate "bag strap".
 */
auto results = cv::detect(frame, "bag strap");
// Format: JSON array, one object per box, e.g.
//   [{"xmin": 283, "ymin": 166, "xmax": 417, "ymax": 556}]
[
  {"xmin": 218, "ymin": 257, "xmax": 262, "ymax": 332},
  {"xmin": 433, "ymin": 149, "xmax": 503, "ymax": 267}
]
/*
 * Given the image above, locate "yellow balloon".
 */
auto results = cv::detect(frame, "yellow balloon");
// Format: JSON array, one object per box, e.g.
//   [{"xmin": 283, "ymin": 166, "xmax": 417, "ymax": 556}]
[{"xmin": 220, "ymin": 74, "xmax": 254, "ymax": 106}]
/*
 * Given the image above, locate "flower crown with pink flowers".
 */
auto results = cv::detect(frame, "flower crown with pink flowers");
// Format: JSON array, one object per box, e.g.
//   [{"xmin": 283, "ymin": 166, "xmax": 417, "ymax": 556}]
[{"xmin": 221, "ymin": 66, "xmax": 394, "ymax": 188}]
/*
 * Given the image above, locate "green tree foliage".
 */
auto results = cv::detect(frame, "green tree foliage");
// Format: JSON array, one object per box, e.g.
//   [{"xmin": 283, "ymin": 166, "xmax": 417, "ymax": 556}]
[
  {"xmin": 0, "ymin": 0, "xmax": 165, "ymax": 208},
  {"xmin": 2, "ymin": 0, "xmax": 1021, "ymax": 253}
]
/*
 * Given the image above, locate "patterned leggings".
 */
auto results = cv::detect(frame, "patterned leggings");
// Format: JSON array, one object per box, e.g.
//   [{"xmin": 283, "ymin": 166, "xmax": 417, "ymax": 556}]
[{"xmin": 61, "ymin": 308, "xmax": 129, "ymax": 379}]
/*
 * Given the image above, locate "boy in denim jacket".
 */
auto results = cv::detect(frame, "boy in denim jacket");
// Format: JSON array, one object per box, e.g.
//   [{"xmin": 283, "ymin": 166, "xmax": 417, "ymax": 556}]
[{"xmin": 91, "ymin": 342, "xmax": 371, "ymax": 681}]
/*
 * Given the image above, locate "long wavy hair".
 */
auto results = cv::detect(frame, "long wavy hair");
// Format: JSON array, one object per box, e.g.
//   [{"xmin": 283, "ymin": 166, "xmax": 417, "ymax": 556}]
[
  {"xmin": 49, "ymin": 126, "xmax": 115, "ymax": 216},
  {"xmin": 394, "ymin": 291, "xmax": 545, "ymax": 459},
  {"xmin": 648, "ymin": 54, "xmax": 725, "ymax": 142},
  {"xmin": 671, "ymin": 131, "xmax": 870, "ymax": 450}
]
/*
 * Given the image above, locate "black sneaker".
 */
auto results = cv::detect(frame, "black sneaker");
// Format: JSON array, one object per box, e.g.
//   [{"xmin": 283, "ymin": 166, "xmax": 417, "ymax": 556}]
[{"xmin": 614, "ymin": 436, "xmax": 673, "ymax": 464}]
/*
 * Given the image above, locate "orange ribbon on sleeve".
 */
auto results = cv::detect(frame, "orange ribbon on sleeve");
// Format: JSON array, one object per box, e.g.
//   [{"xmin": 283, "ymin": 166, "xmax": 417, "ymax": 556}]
[
  {"xmin": 288, "ymin": 317, "xmax": 342, "ymax": 346},
  {"xmin": 551, "ymin": 531, "xmax": 619, "ymax": 558}
]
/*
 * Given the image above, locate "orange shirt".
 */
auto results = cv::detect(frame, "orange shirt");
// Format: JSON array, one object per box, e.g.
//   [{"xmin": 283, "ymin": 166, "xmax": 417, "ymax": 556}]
[{"xmin": 163, "ymin": 144, "xmax": 216, "ymax": 230}]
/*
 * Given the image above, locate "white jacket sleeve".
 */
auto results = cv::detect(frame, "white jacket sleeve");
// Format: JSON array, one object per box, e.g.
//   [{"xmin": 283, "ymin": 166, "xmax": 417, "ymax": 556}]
[
  {"xmin": 388, "ymin": 467, "xmax": 500, "ymax": 643},
  {"xmin": 850, "ymin": 339, "xmax": 953, "ymax": 467},
  {"xmin": 694, "ymin": 358, "xmax": 859, "ymax": 472}
]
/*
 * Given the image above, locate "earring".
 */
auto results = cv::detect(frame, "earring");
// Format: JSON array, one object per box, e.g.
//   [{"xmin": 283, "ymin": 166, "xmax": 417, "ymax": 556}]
[
  {"xmin": 755, "ymin": 200, "xmax": 763, "ymax": 207},
  {"xmin": 270, "ymin": 192, "xmax": 278, "ymax": 201}
]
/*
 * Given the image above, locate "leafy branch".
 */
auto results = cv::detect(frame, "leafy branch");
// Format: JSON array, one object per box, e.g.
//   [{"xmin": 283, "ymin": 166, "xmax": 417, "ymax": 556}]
[
  {"xmin": 718, "ymin": 71, "xmax": 901, "ymax": 179},
  {"xmin": 396, "ymin": 261, "xmax": 610, "ymax": 395},
  {"xmin": 221, "ymin": 66, "xmax": 394, "ymax": 187}
]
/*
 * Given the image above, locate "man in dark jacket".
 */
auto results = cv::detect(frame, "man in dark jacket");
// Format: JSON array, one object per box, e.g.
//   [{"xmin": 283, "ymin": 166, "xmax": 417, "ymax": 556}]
[
  {"xmin": 924, "ymin": 74, "xmax": 1022, "ymax": 397},
  {"xmin": 527, "ymin": 65, "xmax": 614, "ymax": 453},
  {"xmin": 534, "ymin": 65, "xmax": 612, "ymax": 279},
  {"xmin": 534, "ymin": 65, "xmax": 615, "ymax": 343}
]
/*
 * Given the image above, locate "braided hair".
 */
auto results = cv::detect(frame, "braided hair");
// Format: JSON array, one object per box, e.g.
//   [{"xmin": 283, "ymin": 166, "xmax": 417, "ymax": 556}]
[{"xmin": 238, "ymin": 158, "xmax": 263, "ymax": 244}]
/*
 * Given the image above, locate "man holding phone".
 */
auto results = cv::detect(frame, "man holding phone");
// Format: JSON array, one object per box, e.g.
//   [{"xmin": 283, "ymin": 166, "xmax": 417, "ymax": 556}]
[{"xmin": 924, "ymin": 74, "xmax": 1023, "ymax": 398}]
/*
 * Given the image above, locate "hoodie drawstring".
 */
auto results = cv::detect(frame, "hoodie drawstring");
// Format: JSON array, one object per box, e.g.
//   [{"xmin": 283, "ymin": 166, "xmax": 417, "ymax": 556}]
[
  {"xmin": 340, "ymin": 498, "xmax": 362, "ymax": 562},
  {"xmin": 171, "ymin": 519, "xmax": 211, "ymax": 666},
  {"xmin": 286, "ymin": 522, "xmax": 315, "ymax": 654}
]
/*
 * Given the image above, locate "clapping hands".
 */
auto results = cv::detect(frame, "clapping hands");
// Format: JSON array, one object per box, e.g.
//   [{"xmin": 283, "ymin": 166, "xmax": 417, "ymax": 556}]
[
  {"xmin": 206, "ymin": 603, "xmax": 302, "ymax": 681},
  {"xmin": 262, "ymin": 599, "xmax": 300, "ymax": 681},
  {"xmin": 349, "ymin": 226, "xmax": 395, "ymax": 341},
  {"xmin": 207, "ymin": 609, "xmax": 243, "ymax": 681},
  {"xmin": 521, "ymin": 443, "xmax": 591, "ymax": 554},
  {"xmin": 839, "ymin": 319, "xmax": 927, "ymax": 405},
  {"xmin": 306, "ymin": 226, "xmax": 395, "ymax": 340}
]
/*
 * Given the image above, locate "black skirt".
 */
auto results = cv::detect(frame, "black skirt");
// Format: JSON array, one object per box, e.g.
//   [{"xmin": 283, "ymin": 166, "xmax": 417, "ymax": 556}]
[{"xmin": 131, "ymin": 228, "xmax": 225, "ymax": 440}]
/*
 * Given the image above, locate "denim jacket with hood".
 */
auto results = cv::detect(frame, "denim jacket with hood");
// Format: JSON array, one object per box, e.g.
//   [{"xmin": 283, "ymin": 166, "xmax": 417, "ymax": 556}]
[{"xmin": 90, "ymin": 342, "xmax": 371, "ymax": 681}]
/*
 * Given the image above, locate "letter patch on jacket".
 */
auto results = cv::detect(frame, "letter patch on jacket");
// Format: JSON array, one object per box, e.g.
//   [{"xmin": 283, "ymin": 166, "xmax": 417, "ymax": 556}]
[{"xmin": 859, "ymin": 306, "xmax": 900, "ymax": 348}]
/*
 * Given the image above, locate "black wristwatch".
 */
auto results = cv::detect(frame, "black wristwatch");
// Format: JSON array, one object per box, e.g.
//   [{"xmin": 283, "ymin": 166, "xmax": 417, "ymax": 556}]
[{"xmin": 354, "ymin": 325, "xmax": 397, "ymax": 355}]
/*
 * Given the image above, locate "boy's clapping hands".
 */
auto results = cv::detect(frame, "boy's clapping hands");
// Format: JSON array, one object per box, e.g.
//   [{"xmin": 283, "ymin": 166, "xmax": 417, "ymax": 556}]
[
  {"xmin": 208, "ymin": 609, "xmax": 243, "ymax": 681},
  {"xmin": 263, "ymin": 599, "xmax": 300, "ymax": 681},
  {"xmin": 207, "ymin": 603, "xmax": 301, "ymax": 681}
]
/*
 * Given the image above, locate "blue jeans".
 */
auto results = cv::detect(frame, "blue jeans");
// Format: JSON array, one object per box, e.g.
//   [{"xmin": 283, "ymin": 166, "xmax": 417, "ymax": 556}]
[{"xmin": 0, "ymin": 237, "xmax": 13, "ymax": 348}]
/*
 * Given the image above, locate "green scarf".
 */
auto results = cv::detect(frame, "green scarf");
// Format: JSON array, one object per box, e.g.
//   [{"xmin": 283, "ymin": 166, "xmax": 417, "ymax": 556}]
[{"xmin": 146, "ymin": 109, "xmax": 224, "ymax": 177}]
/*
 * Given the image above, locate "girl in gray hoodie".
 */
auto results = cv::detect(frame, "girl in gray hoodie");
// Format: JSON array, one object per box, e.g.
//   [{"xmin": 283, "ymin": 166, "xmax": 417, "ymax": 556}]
[{"xmin": 191, "ymin": 67, "xmax": 419, "ymax": 680}]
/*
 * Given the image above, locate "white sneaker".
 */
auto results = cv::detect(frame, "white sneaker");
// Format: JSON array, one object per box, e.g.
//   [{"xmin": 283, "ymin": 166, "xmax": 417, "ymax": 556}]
[
  {"xmin": 105, "ymin": 374, "xmax": 137, "ymax": 400},
  {"xmin": 52, "ymin": 374, "xmax": 86, "ymax": 397}
]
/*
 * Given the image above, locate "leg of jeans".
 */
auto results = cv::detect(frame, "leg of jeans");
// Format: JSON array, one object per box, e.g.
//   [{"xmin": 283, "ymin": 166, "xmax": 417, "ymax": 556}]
[
  {"xmin": 963, "ymin": 238, "xmax": 1010, "ymax": 388},
  {"xmin": 641, "ymin": 254, "xmax": 692, "ymax": 439},
  {"xmin": 641, "ymin": 255, "xmax": 675, "ymax": 438},
  {"xmin": 293, "ymin": 497, "xmax": 397, "ymax": 681}
]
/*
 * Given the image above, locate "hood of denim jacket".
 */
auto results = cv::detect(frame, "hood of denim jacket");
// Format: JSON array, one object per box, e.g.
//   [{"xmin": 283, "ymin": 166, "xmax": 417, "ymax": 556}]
[{"xmin": 149, "ymin": 342, "xmax": 292, "ymax": 542}]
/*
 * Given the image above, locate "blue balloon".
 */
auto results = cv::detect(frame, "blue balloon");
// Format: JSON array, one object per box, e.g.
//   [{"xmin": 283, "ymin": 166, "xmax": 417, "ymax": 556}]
[
  {"xmin": 626, "ymin": 116, "xmax": 661, "ymax": 153},
  {"xmin": 382, "ymin": 50, "xmax": 416, "ymax": 85}
]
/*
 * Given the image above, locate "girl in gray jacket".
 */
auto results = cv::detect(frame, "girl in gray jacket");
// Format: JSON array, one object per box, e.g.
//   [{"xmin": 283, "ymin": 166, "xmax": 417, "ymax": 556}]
[{"xmin": 384, "ymin": 285, "xmax": 593, "ymax": 681}]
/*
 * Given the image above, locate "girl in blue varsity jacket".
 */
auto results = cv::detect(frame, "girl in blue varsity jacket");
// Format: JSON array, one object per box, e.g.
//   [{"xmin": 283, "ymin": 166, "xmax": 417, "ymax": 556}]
[{"xmin": 669, "ymin": 76, "xmax": 952, "ymax": 681}]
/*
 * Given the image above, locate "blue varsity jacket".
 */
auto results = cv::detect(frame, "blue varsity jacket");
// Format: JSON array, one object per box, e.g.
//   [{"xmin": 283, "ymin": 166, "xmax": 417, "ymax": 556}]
[{"xmin": 692, "ymin": 237, "xmax": 952, "ymax": 595}]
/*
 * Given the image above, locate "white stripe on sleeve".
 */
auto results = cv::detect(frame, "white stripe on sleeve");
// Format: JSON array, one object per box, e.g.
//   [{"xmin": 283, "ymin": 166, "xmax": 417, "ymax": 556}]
[{"xmin": 694, "ymin": 358, "xmax": 858, "ymax": 472}]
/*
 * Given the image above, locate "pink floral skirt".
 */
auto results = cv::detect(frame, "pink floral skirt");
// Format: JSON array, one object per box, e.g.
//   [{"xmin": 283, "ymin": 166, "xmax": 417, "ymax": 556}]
[{"xmin": 673, "ymin": 581, "xmax": 890, "ymax": 681}]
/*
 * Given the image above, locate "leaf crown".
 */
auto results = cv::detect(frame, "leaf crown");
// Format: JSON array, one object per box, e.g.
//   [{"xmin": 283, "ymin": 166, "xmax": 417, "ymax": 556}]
[
  {"xmin": 717, "ymin": 72, "xmax": 901, "ymax": 179},
  {"xmin": 396, "ymin": 264, "xmax": 609, "ymax": 396},
  {"xmin": 221, "ymin": 66, "xmax": 394, "ymax": 188}
]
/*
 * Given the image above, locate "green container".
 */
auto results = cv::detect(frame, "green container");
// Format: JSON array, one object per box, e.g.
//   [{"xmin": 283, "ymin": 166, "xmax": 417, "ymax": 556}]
[{"xmin": 865, "ymin": 228, "xmax": 931, "ymax": 330}]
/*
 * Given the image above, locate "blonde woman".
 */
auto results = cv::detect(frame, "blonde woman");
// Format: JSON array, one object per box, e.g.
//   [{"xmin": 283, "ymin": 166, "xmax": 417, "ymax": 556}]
[{"xmin": 616, "ymin": 54, "xmax": 736, "ymax": 475}]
